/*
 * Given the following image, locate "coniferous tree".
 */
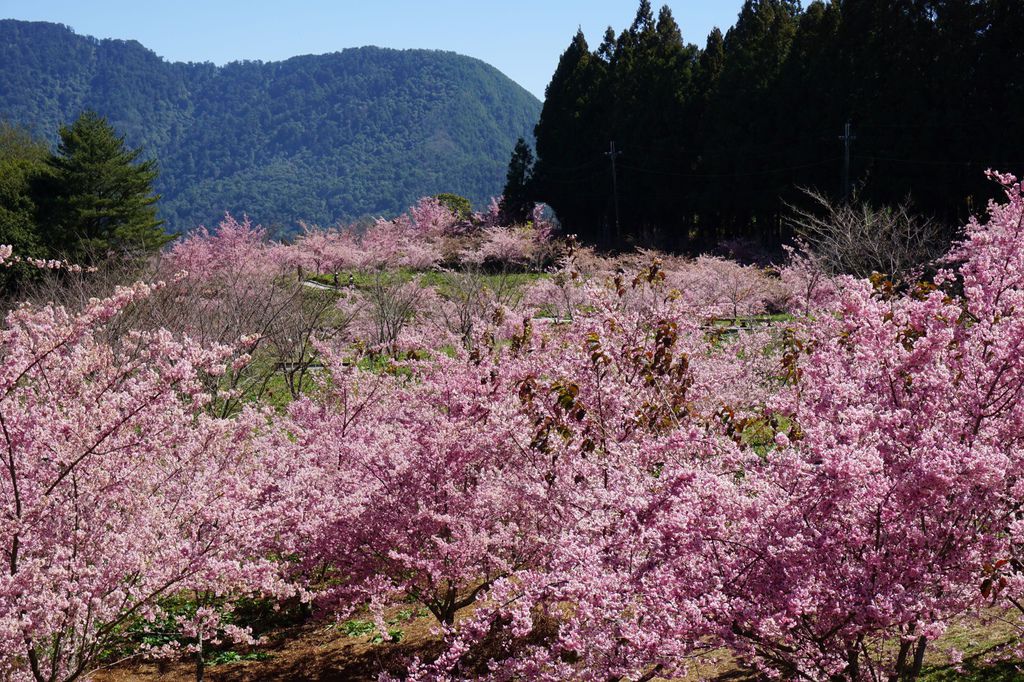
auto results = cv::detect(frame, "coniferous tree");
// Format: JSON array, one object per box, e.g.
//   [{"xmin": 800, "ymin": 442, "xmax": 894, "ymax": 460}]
[
  {"xmin": 597, "ymin": 26, "xmax": 617, "ymax": 62},
  {"xmin": 0, "ymin": 123, "xmax": 49, "ymax": 287},
  {"xmin": 694, "ymin": 27, "xmax": 725, "ymax": 106},
  {"xmin": 533, "ymin": 29, "xmax": 607, "ymax": 244},
  {"xmin": 773, "ymin": 2, "xmax": 842, "ymax": 200},
  {"xmin": 39, "ymin": 110, "xmax": 169, "ymax": 261},
  {"xmin": 617, "ymin": 4, "xmax": 696, "ymax": 249},
  {"xmin": 500, "ymin": 137, "xmax": 535, "ymax": 224},
  {"xmin": 706, "ymin": 0, "xmax": 800, "ymax": 242},
  {"xmin": 686, "ymin": 28, "xmax": 727, "ymax": 242},
  {"xmin": 529, "ymin": 0, "xmax": 1024, "ymax": 254}
]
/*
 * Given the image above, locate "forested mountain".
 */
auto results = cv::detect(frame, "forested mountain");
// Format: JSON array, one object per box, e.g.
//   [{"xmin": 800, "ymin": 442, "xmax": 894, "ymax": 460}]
[
  {"xmin": 532, "ymin": 0, "xmax": 1024, "ymax": 252},
  {"xmin": 0, "ymin": 20, "xmax": 540, "ymax": 234}
]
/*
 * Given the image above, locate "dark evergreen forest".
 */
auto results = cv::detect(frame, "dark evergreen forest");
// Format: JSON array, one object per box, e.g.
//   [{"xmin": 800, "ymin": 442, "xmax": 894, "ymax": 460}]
[
  {"xmin": 529, "ymin": 0, "xmax": 1024, "ymax": 252},
  {"xmin": 0, "ymin": 20, "xmax": 540, "ymax": 235}
]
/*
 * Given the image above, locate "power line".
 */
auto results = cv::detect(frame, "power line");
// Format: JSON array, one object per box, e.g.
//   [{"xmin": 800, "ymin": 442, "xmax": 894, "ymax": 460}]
[
  {"xmin": 863, "ymin": 154, "xmax": 1024, "ymax": 167},
  {"xmin": 623, "ymin": 128, "xmax": 839, "ymax": 158},
  {"xmin": 537, "ymin": 157, "xmax": 605, "ymax": 173},
  {"xmin": 617, "ymin": 157, "xmax": 842, "ymax": 178}
]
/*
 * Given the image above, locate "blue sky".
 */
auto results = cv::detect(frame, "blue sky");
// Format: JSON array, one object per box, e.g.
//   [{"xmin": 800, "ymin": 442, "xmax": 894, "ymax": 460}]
[{"xmin": 0, "ymin": 1, "xmax": 746, "ymax": 99}]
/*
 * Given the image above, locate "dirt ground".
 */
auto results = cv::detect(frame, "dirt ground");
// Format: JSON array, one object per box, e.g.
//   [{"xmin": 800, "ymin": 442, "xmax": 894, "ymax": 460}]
[
  {"xmin": 92, "ymin": 615, "xmax": 443, "ymax": 681},
  {"xmin": 90, "ymin": 610, "xmax": 1017, "ymax": 682},
  {"xmin": 90, "ymin": 614, "xmax": 759, "ymax": 682}
]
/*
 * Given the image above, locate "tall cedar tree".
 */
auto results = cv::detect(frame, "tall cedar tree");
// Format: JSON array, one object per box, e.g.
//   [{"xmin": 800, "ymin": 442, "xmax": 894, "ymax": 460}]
[
  {"xmin": 533, "ymin": 29, "xmax": 607, "ymax": 246},
  {"xmin": 609, "ymin": 3, "xmax": 697, "ymax": 250},
  {"xmin": 40, "ymin": 110, "xmax": 168, "ymax": 261},
  {"xmin": 529, "ymin": 0, "xmax": 1024, "ymax": 254},
  {"xmin": 499, "ymin": 137, "xmax": 535, "ymax": 224}
]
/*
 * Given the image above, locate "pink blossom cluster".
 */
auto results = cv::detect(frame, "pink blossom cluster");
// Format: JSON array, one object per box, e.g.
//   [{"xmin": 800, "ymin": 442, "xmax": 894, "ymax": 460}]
[
  {"xmin": 8, "ymin": 174, "xmax": 1024, "ymax": 680},
  {"xmin": 282, "ymin": 172, "xmax": 1024, "ymax": 679},
  {"xmin": 665, "ymin": 254, "xmax": 783, "ymax": 318},
  {"xmin": 406, "ymin": 196, "xmax": 462, "ymax": 237},
  {"xmin": 282, "ymin": 195, "xmax": 557, "ymax": 274},
  {"xmin": 0, "ymin": 283, "xmax": 303, "ymax": 681},
  {"xmin": 462, "ymin": 226, "xmax": 540, "ymax": 267},
  {"xmin": 0, "ymin": 246, "xmax": 97, "ymax": 274}
]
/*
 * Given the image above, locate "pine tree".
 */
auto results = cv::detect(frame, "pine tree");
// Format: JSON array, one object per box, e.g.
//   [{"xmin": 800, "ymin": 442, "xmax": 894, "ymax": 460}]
[
  {"xmin": 700, "ymin": 0, "xmax": 800, "ymax": 242},
  {"xmin": 0, "ymin": 123, "xmax": 49, "ymax": 288},
  {"xmin": 611, "ymin": 3, "xmax": 696, "ymax": 249},
  {"xmin": 694, "ymin": 28, "xmax": 725, "ymax": 105},
  {"xmin": 41, "ymin": 110, "xmax": 169, "ymax": 261},
  {"xmin": 533, "ymin": 29, "xmax": 607, "ymax": 243},
  {"xmin": 500, "ymin": 138, "xmax": 535, "ymax": 224}
]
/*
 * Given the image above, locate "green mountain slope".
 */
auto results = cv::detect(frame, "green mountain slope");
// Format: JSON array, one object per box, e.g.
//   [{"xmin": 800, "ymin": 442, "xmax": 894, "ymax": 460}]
[{"xmin": 0, "ymin": 20, "xmax": 541, "ymax": 234}]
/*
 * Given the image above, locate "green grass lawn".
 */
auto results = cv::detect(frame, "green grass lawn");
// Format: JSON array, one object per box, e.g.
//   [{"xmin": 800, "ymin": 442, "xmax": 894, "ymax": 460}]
[{"xmin": 309, "ymin": 268, "xmax": 548, "ymax": 298}]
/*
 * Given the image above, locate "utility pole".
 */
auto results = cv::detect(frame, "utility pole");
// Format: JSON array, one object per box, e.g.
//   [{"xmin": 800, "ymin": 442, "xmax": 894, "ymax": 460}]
[
  {"xmin": 605, "ymin": 140, "xmax": 622, "ymax": 244},
  {"xmin": 839, "ymin": 121, "xmax": 856, "ymax": 202}
]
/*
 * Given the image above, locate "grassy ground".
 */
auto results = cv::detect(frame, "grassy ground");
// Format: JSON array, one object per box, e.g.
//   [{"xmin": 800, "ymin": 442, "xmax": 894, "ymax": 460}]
[
  {"xmin": 707, "ymin": 313, "xmax": 795, "ymax": 329},
  {"xmin": 919, "ymin": 613, "xmax": 1021, "ymax": 681},
  {"xmin": 308, "ymin": 268, "xmax": 547, "ymax": 298}
]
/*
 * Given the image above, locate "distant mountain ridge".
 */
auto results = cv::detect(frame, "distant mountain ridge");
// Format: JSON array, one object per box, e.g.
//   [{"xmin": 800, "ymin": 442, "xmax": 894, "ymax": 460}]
[{"xmin": 0, "ymin": 20, "xmax": 541, "ymax": 234}]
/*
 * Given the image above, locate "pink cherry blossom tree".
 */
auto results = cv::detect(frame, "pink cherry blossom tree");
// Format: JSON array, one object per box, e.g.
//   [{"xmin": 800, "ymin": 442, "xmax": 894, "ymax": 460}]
[{"xmin": 0, "ymin": 281, "xmax": 296, "ymax": 682}]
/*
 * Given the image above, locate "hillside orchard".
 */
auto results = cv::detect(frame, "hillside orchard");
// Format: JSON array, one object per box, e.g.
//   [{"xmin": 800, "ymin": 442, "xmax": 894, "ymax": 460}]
[{"xmin": 4, "ymin": 178, "xmax": 1024, "ymax": 680}]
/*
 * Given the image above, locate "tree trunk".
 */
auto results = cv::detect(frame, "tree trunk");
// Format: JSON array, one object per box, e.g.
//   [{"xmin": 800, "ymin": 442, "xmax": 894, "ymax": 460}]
[
  {"xmin": 908, "ymin": 636, "xmax": 927, "ymax": 680},
  {"xmin": 195, "ymin": 634, "xmax": 205, "ymax": 682}
]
